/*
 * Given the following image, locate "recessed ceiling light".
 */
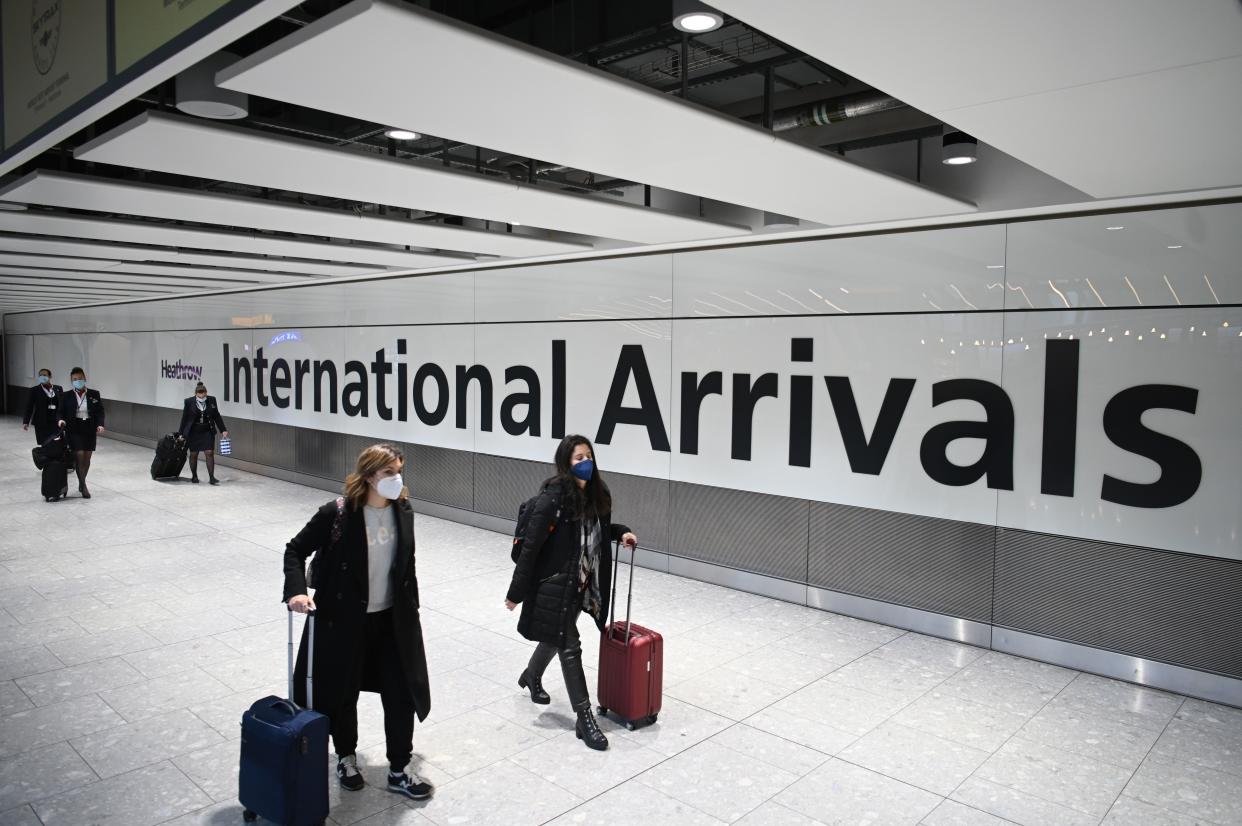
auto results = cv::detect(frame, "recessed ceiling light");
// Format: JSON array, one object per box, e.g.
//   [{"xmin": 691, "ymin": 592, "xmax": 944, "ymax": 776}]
[
  {"xmin": 986, "ymin": 264, "xmax": 1005, "ymax": 269},
  {"xmin": 1106, "ymin": 225, "xmax": 1124, "ymax": 231},
  {"xmin": 673, "ymin": 1, "xmax": 724, "ymax": 33},
  {"xmin": 509, "ymin": 221, "xmax": 522, "ymax": 226},
  {"xmin": 1167, "ymin": 245, "xmax": 1183, "ymax": 249},
  {"xmin": 385, "ymin": 129, "xmax": 420, "ymax": 140}
]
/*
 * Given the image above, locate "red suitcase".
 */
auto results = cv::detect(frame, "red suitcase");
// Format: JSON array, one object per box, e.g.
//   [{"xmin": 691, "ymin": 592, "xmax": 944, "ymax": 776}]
[{"xmin": 597, "ymin": 541, "xmax": 663, "ymax": 730}]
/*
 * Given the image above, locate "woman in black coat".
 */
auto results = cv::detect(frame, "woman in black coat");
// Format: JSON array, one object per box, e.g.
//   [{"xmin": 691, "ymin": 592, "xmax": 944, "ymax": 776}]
[
  {"xmin": 55, "ymin": 367, "xmax": 105, "ymax": 499},
  {"xmin": 283, "ymin": 443, "xmax": 433, "ymax": 801},
  {"xmin": 505, "ymin": 434, "xmax": 637, "ymax": 751},
  {"xmin": 177, "ymin": 382, "xmax": 229, "ymax": 484},
  {"xmin": 22, "ymin": 368, "xmax": 62, "ymax": 444}
]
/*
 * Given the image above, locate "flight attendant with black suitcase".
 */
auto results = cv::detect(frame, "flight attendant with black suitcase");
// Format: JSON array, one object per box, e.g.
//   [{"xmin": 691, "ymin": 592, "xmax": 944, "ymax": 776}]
[
  {"xmin": 56, "ymin": 367, "xmax": 105, "ymax": 499},
  {"xmin": 177, "ymin": 382, "xmax": 228, "ymax": 484}
]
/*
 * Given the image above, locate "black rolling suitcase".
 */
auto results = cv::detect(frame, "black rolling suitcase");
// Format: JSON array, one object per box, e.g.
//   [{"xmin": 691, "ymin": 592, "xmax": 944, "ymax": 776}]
[
  {"xmin": 151, "ymin": 433, "xmax": 187, "ymax": 479},
  {"xmin": 42, "ymin": 460, "xmax": 69, "ymax": 502},
  {"xmin": 238, "ymin": 609, "xmax": 329, "ymax": 826}
]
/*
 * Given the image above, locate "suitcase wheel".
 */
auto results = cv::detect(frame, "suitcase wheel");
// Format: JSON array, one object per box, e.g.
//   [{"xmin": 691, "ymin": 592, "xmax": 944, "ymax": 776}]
[
  {"xmin": 649, "ymin": 713, "xmax": 659, "ymax": 725},
  {"xmin": 242, "ymin": 811, "xmax": 257, "ymax": 823},
  {"xmin": 626, "ymin": 721, "xmax": 637, "ymax": 731},
  {"xmin": 597, "ymin": 706, "xmax": 607, "ymax": 718}
]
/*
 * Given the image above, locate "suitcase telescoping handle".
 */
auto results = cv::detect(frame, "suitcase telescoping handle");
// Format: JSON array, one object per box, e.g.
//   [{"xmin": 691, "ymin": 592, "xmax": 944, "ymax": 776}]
[
  {"xmin": 608, "ymin": 539, "xmax": 637, "ymax": 645},
  {"xmin": 286, "ymin": 606, "xmax": 315, "ymax": 710}
]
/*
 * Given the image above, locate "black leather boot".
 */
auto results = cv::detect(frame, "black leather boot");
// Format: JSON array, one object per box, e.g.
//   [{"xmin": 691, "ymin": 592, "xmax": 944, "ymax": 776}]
[
  {"xmin": 518, "ymin": 669, "xmax": 550, "ymax": 704},
  {"xmin": 574, "ymin": 705, "xmax": 608, "ymax": 751},
  {"xmin": 562, "ymin": 644, "xmax": 607, "ymax": 750}
]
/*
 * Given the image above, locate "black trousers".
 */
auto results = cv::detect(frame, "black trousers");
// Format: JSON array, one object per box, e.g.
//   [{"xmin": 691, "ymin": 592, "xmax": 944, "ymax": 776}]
[
  {"xmin": 329, "ymin": 609, "xmax": 416, "ymax": 771},
  {"xmin": 527, "ymin": 608, "xmax": 591, "ymax": 712}
]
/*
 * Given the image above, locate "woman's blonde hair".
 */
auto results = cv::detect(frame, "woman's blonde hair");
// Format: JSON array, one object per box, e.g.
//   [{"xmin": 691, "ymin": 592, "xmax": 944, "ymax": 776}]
[{"xmin": 343, "ymin": 443, "xmax": 408, "ymax": 509}]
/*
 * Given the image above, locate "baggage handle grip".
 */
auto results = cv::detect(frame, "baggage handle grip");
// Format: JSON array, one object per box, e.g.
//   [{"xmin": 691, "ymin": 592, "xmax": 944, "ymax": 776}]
[
  {"xmin": 268, "ymin": 698, "xmax": 299, "ymax": 717},
  {"xmin": 286, "ymin": 605, "xmax": 316, "ymax": 710},
  {"xmin": 608, "ymin": 539, "xmax": 638, "ymax": 645}
]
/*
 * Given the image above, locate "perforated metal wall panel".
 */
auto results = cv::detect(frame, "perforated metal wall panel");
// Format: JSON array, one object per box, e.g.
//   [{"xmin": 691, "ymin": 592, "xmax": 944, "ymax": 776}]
[
  {"xmin": 669, "ymin": 482, "xmax": 809, "ymax": 582},
  {"xmin": 220, "ymin": 416, "xmax": 252, "ymax": 461},
  {"xmin": 252, "ymin": 420, "xmax": 296, "ymax": 469},
  {"xmin": 408, "ymin": 443, "xmax": 473, "ymax": 509},
  {"xmin": 155, "ymin": 406, "xmax": 182, "ymax": 439},
  {"xmin": 808, "ymin": 502, "xmax": 996, "ymax": 621},
  {"xmin": 473, "ymin": 453, "xmax": 554, "ymax": 518},
  {"xmin": 105, "ymin": 399, "xmax": 132, "ymax": 436},
  {"xmin": 130, "ymin": 402, "xmax": 156, "ymax": 440},
  {"xmin": 604, "ymin": 470, "xmax": 671, "ymax": 552},
  {"xmin": 994, "ymin": 529, "xmax": 1242, "ymax": 678},
  {"xmin": 295, "ymin": 427, "xmax": 348, "ymax": 480}
]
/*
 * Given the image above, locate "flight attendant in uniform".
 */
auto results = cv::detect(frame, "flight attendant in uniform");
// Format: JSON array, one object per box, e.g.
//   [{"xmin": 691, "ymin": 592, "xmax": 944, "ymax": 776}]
[
  {"xmin": 22, "ymin": 368, "xmax": 62, "ymax": 444},
  {"xmin": 56, "ymin": 367, "xmax": 105, "ymax": 499},
  {"xmin": 178, "ymin": 382, "xmax": 229, "ymax": 485}
]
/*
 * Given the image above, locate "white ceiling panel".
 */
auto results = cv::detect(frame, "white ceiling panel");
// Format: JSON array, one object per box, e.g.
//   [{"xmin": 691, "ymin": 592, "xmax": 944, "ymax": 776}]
[
  {"xmin": 0, "ymin": 253, "xmax": 307, "ymax": 284},
  {"xmin": 0, "ymin": 234, "xmax": 377, "ymax": 277},
  {"xmin": 78, "ymin": 112, "xmax": 748, "ymax": 245},
  {"xmin": 0, "ymin": 266, "xmax": 273, "ymax": 291},
  {"xmin": 0, "ymin": 210, "xmax": 470, "ymax": 269},
  {"xmin": 0, "ymin": 171, "xmax": 587, "ymax": 258},
  {"xmin": 216, "ymin": 0, "xmax": 972, "ymax": 227},
  {"xmin": 710, "ymin": 0, "xmax": 1242, "ymax": 197}
]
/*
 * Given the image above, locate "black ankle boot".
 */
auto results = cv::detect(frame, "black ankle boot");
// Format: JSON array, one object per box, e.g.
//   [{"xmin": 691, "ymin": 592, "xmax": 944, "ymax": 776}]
[
  {"xmin": 518, "ymin": 669, "xmax": 550, "ymax": 704},
  {"xmin": 191, "ymin": 474, "xmax": 199, "ymax": 483},
  {"xmin": 574, "ymin": 706, "xmax": 608, "ymax": 751},
  {"xmin": 209, "ymin": 475, "xmax": 219, "ymax": 485}
]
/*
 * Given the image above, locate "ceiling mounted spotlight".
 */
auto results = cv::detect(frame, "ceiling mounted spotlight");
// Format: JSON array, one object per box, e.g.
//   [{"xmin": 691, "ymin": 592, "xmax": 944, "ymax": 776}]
[
  {"xmin": 175, "ymin": 52, "xmax": 248, "ymax": 120},
  {"xmin": 941, "ymin": 131, "xmax": 977, "ymax": 165},
  {"xmin": 673, "ymin": 0, "xmax": 724, "ymax": 33},
  {"xmin": 384, "ymin": 129, "xmax": 420, "ymax": 140}
]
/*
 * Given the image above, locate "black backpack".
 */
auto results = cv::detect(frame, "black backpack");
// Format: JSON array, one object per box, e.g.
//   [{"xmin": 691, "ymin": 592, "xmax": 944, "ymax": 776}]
[{"xmin": 511, "ymin": 488, "xmax": 561, "ymax": 563}]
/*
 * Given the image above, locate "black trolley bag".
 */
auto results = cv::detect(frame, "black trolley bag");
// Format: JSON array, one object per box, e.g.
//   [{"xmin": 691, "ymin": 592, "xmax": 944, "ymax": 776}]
[
  {"xmin": 150, "ymin": 433, "xmax": 188, "ymax": 480},
  {"xmin": 37, "ymin": 429, "xmax": 72, "ymax": 502},
  {"xmin": 239, "ymin": 608, "xmax": 329, "ymax": 826}
]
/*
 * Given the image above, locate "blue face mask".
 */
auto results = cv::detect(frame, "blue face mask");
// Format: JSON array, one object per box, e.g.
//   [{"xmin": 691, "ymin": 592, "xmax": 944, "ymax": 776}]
[
  {"xmin": 38, "ymin": 375, "xmax": 49, "ymax": 385},
  {"xmin": 571, "ymin": 459, "xmax": 594, "ymax": 482},
  {"xmin": 72, "ymin": 379, "xmax": 85, "ymax": 390}
]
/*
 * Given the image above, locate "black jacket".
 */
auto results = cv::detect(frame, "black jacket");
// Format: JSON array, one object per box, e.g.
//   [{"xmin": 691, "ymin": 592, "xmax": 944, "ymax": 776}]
[
  {"xmin": 178, "ymin": 396, "xmax": 227, "ymax": 436},
  {"xmin": 57, "ymin": 388, "xmax": 105, "ymax": 429},
  {"xmin": 283, "ymin": 498, "xmax": 430, "ymax": 721},
  {"xmin": 23, "ymin": 384, "xmax": 63, "ymax": 430},
  {"xmin": 506, "ymin": 480, "xmax": 631, "ymax": 646}
]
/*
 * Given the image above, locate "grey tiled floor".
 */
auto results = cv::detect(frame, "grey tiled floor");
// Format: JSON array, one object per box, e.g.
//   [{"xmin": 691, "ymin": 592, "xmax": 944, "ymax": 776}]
[{"xmin": 1, "ymin": 418, "xmax": 1240, "ymax": 825}]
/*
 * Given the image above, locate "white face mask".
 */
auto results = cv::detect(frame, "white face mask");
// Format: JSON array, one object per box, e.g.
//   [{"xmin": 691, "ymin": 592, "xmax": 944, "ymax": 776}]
[{"xmin": 374, "ymin": 474, "xmax": 403, "ymax": 500}]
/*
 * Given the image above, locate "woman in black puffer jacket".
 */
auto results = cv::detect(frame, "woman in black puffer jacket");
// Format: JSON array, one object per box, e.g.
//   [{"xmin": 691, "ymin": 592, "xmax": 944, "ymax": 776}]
[{"xmin": 505, "ymin": 434, "xmax": 636, "ymax": 751}]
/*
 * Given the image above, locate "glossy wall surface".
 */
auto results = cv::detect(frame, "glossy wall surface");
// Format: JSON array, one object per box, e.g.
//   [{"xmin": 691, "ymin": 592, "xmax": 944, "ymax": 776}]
[{"xmin": 6, "ymin": 202, "xmax": 1241, "ymax": 701}]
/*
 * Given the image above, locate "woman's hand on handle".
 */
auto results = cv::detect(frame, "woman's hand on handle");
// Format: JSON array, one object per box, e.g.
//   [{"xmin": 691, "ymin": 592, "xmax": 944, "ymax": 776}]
[
  {"xmin": 621, "ymin": 532, "xmax": 638, "ymax": 548},
  {"xmin": 288, "ymin": 594, "xmax": 316, "ymax": 614}
]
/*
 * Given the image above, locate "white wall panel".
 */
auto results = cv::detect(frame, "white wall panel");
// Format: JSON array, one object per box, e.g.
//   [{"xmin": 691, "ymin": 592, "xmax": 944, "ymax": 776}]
[
  {"xmin": 1005, "ymin": 203, "xmax": 1242, "ymax": 310},
  {"xmin": 998, "ymin": 308, "xmax": 1241, "ymax": 559},
  {"xmin": 7, "ymin": 201, "xmax": 1239, "ymax": 560},
  {"xmin": 474, "ymin": 256, "xmax": 672, "ymax": 323},
  {"xmin": 673, "ymin": 226, "xmax": 1005, "ymax": 316},
  {"xmin": 669, "ymin": 314, "xmax": 1004, "ymax": 526}
]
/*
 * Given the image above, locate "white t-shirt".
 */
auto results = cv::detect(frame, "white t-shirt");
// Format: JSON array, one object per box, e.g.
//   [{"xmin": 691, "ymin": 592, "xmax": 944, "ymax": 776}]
[{"xmin": 363, "ymin": 504, "xmax": 397, "ymax": 613}]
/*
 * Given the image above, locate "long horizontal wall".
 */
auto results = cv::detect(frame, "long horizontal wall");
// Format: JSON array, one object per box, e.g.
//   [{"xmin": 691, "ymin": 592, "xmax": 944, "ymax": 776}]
[{"xmin": 6, "ymin": 200, "xmax": 1241, "ymax": 706}]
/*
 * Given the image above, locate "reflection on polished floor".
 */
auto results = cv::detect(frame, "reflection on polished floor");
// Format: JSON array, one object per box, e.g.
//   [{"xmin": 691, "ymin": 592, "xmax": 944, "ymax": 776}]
[{"xmin": 0, "ymin": 419, "xmax": 1239, "ymax": 826}]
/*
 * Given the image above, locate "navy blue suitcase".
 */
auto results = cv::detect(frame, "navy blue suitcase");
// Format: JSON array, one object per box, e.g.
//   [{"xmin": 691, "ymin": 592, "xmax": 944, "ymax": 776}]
[{"xmin": 239, "ymin": 609, "xmax": 329, "ymax": 826}]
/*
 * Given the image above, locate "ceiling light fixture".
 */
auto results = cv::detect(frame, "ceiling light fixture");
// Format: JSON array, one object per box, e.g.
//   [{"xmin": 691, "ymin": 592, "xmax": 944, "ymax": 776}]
[
  {"xmin": 1167, "ymin": 244, "xmax": 1183, "ymax": 249},
  {"xmin": 673, "ymin": 0, "xmax": 724, "ymax": 33},
  {"xmin": 941, "ymin": 131, "xmax": 977, "ymax": 165},
  {"xmin": 384, "ymin": 129, "xmax": 420, "ymax": 140},
  {"xmin": 1106, "ymin": 225, "xmax": 1125, "ymax": 231}
]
